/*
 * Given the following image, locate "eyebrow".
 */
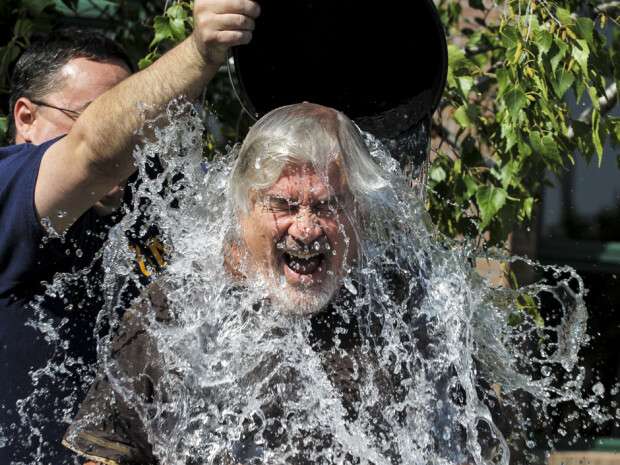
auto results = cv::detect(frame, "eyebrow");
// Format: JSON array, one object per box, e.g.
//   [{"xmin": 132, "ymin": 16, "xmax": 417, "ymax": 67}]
[
  {"xmin": 261, "ymin": 196, "xmax": 298, "ymax": 208},
  {"xmin": 263, "ymin": 193, "xmax": 346, "ymax": 205}
]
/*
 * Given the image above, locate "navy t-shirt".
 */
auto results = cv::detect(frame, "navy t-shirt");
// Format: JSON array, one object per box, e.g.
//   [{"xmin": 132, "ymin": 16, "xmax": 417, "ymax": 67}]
[{"xmin": 0, "ymin": 140, "xmax": 113, "ymax": 464}]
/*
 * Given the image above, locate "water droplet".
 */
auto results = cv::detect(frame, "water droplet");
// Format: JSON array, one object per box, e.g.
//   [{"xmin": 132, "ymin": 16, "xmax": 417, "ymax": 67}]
[
  {"xmin": 592, "ymin": 382, "xmax": 605, "ymax": 396},
  {"xmin": 343, "ymin": 277, "xmax": 357, "ymax": 295},
  {"xmin": 40, "ymin": 217, "xmax": 62, "ymax": 239}
]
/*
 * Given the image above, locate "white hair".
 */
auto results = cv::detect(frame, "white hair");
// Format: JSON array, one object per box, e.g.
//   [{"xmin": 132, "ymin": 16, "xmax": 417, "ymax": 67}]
[{"xmin": 229, "ymin": 103, "xmax": 391, "ymax": 215}]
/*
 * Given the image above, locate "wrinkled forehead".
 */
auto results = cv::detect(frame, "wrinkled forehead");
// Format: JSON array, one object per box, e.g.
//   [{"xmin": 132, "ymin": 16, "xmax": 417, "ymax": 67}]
[{"xmin": 262, "ymin": 162, "xmax": 349, "ymax": 201}]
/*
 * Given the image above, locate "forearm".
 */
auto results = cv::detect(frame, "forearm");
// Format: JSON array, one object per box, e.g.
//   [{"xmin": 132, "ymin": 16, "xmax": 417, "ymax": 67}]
[
  {"xmin": 34, "ymin": 0, "xmax": 258, "ymax": 232},
  {"xmin": 73, "ymin": 36, "xmax": 215, "ymax": 182}
]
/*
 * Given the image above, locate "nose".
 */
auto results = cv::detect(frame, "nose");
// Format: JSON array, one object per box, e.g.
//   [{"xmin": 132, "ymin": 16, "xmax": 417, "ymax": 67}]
[{"xmin": 289, "ymin": 207, "xmax": 323, "ymax": 245}]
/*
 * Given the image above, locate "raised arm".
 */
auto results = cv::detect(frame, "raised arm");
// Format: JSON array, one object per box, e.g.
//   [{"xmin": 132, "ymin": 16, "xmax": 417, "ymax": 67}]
[{"xmin": 36, "ymin": 0, "xmax": 260, "ymax": 233}]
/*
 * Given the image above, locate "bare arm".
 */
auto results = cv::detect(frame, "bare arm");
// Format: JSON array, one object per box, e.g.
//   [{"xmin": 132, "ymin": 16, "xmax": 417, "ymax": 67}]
[{"xmin": 36, "ymin": 0, "xmax": 260, "ymax": 233}]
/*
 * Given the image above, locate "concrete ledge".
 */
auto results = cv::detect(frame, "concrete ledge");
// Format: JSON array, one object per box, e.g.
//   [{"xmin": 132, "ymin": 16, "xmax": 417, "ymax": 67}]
[{"xmin": 548, "ymin": 451, "xmax": 620, "ymax": 465}]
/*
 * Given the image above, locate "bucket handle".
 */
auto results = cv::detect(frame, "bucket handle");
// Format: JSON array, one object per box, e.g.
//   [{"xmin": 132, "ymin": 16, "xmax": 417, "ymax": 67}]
[{"xmin": 227, "ymin": 52, "xmax": 258, "ymax": 121}]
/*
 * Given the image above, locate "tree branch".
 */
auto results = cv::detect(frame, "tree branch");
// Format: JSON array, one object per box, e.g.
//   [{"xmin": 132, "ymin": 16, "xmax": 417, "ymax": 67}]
[{"xmin": 595, "ymin": 1, "xmax": 620, "ymax": 15}]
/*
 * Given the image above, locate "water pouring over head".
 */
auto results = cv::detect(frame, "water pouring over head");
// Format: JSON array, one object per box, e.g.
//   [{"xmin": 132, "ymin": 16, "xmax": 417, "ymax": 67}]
[
  {"xmin": 57, "ymin": 99, "xmax": 607, "ymax": 465},
  {"xmin": 229, "ymin": 102, "xmax": 389, "ymax": 315}
]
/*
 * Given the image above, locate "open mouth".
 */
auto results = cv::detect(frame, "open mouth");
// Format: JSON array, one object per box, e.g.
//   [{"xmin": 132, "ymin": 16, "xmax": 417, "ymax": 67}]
[{"xmin": 282, "ymin": 250, "xmax": 325, "ymax": 275}]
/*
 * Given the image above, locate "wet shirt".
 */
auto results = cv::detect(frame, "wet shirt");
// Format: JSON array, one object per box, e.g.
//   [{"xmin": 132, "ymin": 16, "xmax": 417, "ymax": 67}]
[
  {"xmin": 63, "ymin": 285, "xmax": 364, "ymax": 465},
  {"xmin": 0, "ymin": 140, "xmax": 113, "ymax": 464},
  {"xmin": 62, "ymin": 278, "xmax": 431, "ymax": 465}
]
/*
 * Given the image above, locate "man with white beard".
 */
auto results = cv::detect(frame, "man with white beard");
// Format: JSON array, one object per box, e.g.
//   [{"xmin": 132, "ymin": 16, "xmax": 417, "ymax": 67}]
[
  {"xmin": 228, "ymin": 103, "xmax": 388, "ymax": 316},
  {"xmin": 62, "ymin": 103, "xmax": 424, "ymax": 465}
]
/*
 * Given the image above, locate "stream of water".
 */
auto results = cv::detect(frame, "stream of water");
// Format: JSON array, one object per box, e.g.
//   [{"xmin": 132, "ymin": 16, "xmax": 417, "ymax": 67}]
[{"xmin": 14, "ymin": 101, "xmax": 615, "ymax": 465}]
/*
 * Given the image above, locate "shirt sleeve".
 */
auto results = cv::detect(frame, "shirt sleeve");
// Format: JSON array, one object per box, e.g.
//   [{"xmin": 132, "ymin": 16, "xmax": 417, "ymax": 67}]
[
  {"xmin": 0, "ymin": 139, "xmax": 57, "ymax": 298},
  {"xmin": 62, "ymin": 284, "xmax": 172, "ymax": 465},
  {"xmin": 0, "ymin": 136, "xmax": 107, "ymax": 305}
]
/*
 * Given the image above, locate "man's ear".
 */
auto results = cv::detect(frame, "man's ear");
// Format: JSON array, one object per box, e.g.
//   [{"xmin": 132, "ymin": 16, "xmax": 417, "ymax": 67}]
[{"xmin": 13, "ymin": 97, "xmax": 37, "ymax": 143}]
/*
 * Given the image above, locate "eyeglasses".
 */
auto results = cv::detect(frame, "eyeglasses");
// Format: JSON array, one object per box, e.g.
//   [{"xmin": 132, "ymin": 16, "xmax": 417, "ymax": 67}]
[{"xmin": 30, "ymin": 99, "xmax": 83, "ymax": 121}]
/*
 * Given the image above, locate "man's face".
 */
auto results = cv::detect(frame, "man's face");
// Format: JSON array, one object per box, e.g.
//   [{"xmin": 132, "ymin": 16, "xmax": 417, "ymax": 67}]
[
  {"xmin": 239, "ymin": 162, "xmax": 358, "ymax": 315},
  {"xmin": 15, "ymin": 57, "xmax": 131, "ymax": 215}
]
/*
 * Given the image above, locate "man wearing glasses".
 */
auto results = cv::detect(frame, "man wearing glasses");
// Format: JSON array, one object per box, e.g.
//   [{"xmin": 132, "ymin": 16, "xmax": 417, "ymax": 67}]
[
  {"xmin": 0, "ymin": 28, "xmax": 134, "ymax": 465},
  {"xmin": 0, "ymin": 0, "xmax": 260, "ymax": 462},
  {"xmin": 8, "ymin": 31, "xmax": 134, "ymax": 217}
]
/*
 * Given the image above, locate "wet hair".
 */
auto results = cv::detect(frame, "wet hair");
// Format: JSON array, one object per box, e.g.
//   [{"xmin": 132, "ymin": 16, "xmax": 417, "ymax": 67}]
[
  {"xmin": 230, "ymin": 103, "xmax": 391, "ymax": 215},
  {"xmin": 7, "ymin": 27, "xmax": 133, "ymax": 142}
]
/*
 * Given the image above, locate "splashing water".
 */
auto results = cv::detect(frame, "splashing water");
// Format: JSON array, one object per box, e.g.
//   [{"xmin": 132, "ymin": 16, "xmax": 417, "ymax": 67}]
[{"xmin": 17, "ymin": 101, "xmax": 615, "ymax": 465}]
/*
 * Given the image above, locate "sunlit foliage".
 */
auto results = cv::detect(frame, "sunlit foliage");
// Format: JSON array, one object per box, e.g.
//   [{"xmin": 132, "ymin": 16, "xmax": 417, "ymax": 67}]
[{"xmin": 1, "ymin": 0, "xmax": 618, "ymax": 246}]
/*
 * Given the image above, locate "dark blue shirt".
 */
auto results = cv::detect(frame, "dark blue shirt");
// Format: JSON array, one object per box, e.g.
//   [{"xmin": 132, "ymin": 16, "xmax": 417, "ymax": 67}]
[{"xmin": 0, "ymin": 140, "xmax": 112, "ymax": 464}]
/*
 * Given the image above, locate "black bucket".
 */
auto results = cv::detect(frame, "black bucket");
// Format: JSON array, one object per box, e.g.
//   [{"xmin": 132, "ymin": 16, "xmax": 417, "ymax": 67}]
[{"xmin": 229, "ymin": 0, "xmax": 448, "ymax": 141}]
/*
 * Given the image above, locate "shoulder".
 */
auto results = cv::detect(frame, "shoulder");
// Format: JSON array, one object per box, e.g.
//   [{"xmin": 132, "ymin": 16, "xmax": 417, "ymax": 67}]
[
  {"xmin": 0, "ymin": 138, "xmax": 85, "ymax": 296},
  {"xmin": 0, "ymin": 139, "xmax": 59, "ymax": 170},
  {"xmin": 123, "ymin": 281, "xmax": 174, "ymax": 327},
  {"xmin": 0, "ymin": 143, "xmax": 42, "ymax": 186},
  {"xmin": 108, "ymin": 281, "xmax": 173, "ymax": 373},
  {"xmin": 0, "ymin": 140, "xmax": 61, "ymax": 295},
  {"xmin": 0, "ymin": 139, "xmax": 62, "ymax": 204}
]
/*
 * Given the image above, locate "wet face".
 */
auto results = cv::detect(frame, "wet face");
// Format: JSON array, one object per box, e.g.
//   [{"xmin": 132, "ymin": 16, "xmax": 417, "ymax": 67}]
[
  {"xmin": 240, "ymin": 162, "xmax": 358, "ymax": 315},
  {"xmin": 14, "ymin": 57, "xmax": 131, "ymax": 216}
]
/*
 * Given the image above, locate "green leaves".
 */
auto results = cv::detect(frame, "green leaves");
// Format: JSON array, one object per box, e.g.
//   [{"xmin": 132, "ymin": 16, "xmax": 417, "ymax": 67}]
[
  {"xmin": 500, "ymin": 25, "xmax": 520, "ymax": 49},
  {"xmin": 150, "ymin": 4, "xmax": 190, "ymax": 47},
  {"xmin": 609, "ymin": 117, "xmax": 620, "ymax": 145},
  {"xmin": 529, "ymin": 131, "xmax": 562, "ymax": 165},
  {"xmin": 572, "ymin": 39, "xmax": 590, "ymax": 73},
  {"xmin": 447, "ymin": 44, "xmax": 469, "ymax": 88},
  {"xmin": 476, "ymin": 186, "xmax": 508, "ymax": 230},
  {"xmin": 504, "ymin": 88, "xmax": 528, "ymax": 120},
  {"xmin": 551, "ymin": 69, "xmax": 575, "ymax": 98},
  {"xmin": 535, "ymin": 29, "xmax": 553, "ymax": 57},
  {"xmin": 151, "ymin": 16, "xmax": 174, "ymax": 47},
  {"xmin": 141, "ymin": 2, "xmax": 192, "ymax": 68},
  {"xmin": 454, "ymin": 104, "xmax": 479, "ymax": 128},
  {"xmin": 550, "ymin": 39, "xmax": 569, "ymax": 73},
  {"xmin": 592, "ymin": 109, "xmax": 604, "ymax": 164},
  {"xmin": 496, "ymin": 69, "xmax": 511, "ymax": 99},
  {"xmin": 457, "ymin": 76, "xmax": 474, "ymax": 97},
  {"xmin": 0, "ymin": 115, "xmax": 7, "ymax": 145},
  {"xmin": 556, "ymin": 7, "xmax": 575, "ymax": 27},
  {"xmin": 429, "ymin": 0, "xmax": 617, "ymax": 247},
  {"xmin": 575, "ymin": 17, "xmax": 595, "ymax": 43},
  {"xmin": 429, "ymin": 165, "xmax": 447, "ymax": 183},
  {"xmin": 138, "ymin": 51, "xmax": 158, "ymax": 70}
]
